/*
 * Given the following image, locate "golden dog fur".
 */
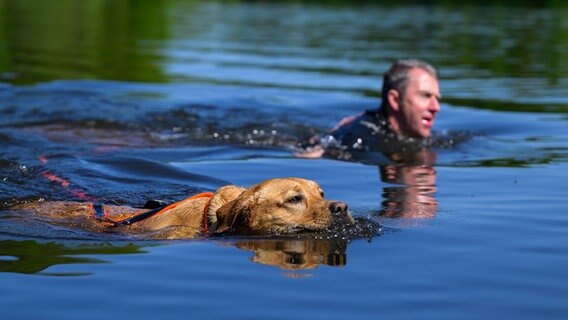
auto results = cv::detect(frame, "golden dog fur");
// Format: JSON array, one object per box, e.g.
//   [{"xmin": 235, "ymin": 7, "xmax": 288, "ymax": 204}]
[{"xmin": 12, "ymin": 178, "xmax": 353, "ymax": 239}]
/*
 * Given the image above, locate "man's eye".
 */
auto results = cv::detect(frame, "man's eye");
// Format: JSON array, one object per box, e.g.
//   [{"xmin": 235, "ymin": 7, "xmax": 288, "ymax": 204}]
[
  {"xmin": 421, "ymin": 91, "xmax": 441, "ymax": 101},
  {"xmin": 286, "ymin": 195, "xmax": 304, "ymax": 204}
]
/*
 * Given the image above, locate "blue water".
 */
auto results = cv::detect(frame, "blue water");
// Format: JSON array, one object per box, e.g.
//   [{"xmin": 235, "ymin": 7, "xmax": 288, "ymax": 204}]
[{"xmin": 1, "ymin": 1, "xmax": 568, "ymax": 320}]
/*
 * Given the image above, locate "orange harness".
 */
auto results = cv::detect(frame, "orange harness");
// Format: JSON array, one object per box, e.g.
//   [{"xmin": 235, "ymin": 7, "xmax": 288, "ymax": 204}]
[{"xmin": 90, "ymin": 192, "xmax": 215, "ymax": 233}]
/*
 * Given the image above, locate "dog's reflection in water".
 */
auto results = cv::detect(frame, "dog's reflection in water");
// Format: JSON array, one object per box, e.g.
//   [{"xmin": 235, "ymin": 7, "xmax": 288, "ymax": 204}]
[
  {"xmin": 231, "ymin": 217, "xmax": 380, "ymax": 272},
  {"xmin": 235, "ymin": 238, "xmax": 348, "ymax": 271}
]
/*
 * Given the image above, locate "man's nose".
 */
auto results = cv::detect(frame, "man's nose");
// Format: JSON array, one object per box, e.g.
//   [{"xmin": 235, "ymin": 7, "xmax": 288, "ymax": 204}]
[{"xmin": 430, "ymin": 96, "xmax": 441, "ymax": 113}]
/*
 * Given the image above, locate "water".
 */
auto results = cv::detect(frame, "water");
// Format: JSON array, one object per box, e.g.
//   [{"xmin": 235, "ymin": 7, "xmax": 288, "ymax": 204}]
[{"xmin": 1, "ymin": 1, "xmax": 567, "ymax": 319}]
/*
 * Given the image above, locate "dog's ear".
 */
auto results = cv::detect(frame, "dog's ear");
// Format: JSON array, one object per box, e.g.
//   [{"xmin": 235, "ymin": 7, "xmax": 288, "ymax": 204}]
[
  {"xmin": 212, "ymin": 191, "xmax": 257, "ymax": 234},
  {"xmin": 207, "ymin": 185, "xmax": 246, "ymax": 225}
]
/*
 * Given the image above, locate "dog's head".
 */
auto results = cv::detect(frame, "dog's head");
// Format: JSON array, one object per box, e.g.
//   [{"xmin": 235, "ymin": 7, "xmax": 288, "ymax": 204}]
[{"xmin": 208, "ymin": 178, "xmax": 354, "ymax": 235}]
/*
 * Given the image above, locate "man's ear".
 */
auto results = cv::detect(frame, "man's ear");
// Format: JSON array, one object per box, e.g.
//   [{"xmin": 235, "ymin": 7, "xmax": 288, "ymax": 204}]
[
  {"xmin": 387, "ymin": 89, "xmax": 401, "ymax": 112},
  {"xmin": 212, "ymin": 192, "xmax": 257, "ymax": 234}
]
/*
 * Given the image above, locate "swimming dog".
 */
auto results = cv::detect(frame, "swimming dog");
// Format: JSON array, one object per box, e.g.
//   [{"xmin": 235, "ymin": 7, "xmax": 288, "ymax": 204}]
[{"xmin": 11, "ymin": 178, "xmax": 354, "ymax": 239}]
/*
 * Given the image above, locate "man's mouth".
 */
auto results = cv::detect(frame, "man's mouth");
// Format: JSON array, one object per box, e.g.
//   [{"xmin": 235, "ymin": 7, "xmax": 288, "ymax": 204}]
[{"xmin": 422, "ymin": 115, "xmax": 434, "ymax": 128}]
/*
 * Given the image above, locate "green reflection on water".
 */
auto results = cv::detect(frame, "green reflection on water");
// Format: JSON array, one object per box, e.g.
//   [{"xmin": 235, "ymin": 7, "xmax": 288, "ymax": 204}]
[
  {"xmin": 0, "ymin": 240, "xmax": 144, "ymax": 276},
  {"xmin": 0, "ymin": 0, "xmax": 170, "ymax": 84}
]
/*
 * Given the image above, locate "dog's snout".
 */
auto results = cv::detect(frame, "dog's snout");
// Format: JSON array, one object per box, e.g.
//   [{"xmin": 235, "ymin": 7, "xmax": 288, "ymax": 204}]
[{"xmin": 329, "ymin": 201, "xmax": 348, "ymax": 214}]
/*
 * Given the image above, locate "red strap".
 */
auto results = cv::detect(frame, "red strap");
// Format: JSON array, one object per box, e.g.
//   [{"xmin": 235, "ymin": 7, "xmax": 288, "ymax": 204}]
[
  {"xmin": 90, "ymin": 192, "xmax": 215, "ymax": 229},
  {"xmin": 153, "ymin": 192, "xmax": 214, "ymax": 217},
  {"xmin": 39, "ymin": 156, "xmax": 90, "ymax": 200}
]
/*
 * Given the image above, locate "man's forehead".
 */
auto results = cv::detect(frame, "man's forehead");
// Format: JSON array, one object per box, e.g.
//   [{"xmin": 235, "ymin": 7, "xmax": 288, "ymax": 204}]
[{"xmin": 410, "ymin": 69, "xmax": 440, "ymax": 91}]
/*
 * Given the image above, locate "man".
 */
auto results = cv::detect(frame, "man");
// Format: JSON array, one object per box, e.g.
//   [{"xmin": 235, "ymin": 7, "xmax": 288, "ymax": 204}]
[
  {"xmin": 298, "ymin": 59, "xmax": 441, "ymax": 160},
  {"xmin": 296, "ymin": 59, "xmax": 442, "ymax": 220}
]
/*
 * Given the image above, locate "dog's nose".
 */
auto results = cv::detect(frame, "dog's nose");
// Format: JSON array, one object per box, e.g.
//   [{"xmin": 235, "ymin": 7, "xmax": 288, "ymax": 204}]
[{"xmin": 329, "ymin": 201, "xmax": 348, "ymax": 214}]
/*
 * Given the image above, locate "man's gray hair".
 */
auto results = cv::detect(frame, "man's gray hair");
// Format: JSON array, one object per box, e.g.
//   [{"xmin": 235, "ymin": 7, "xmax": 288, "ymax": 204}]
[{"xmin": 380, "ymin": 59, "xmax": 438, "ymax": 108}]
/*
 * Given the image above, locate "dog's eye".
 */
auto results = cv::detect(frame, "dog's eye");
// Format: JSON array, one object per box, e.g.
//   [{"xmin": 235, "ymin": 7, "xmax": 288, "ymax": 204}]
[
  {"xmin": 320, "ymin": 191, "xmax": 325, "ymax": 198},
  {"xmin": 286, "ymin": 195, "xmax": 304, "ymax": 204}
]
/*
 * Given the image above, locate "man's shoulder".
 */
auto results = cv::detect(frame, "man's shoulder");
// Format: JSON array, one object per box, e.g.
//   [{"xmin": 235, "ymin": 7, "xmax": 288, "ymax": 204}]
[
  {"xmin": 362, "ymin": 108, "xmax": 387, "ymax": 121},
  {"xmin": 333, "ymin": 108, "xmax": 386, "ymax": 134},
  {"xmin": 329, "ymin": 107, "xmax": 391, "ymax": 148}
]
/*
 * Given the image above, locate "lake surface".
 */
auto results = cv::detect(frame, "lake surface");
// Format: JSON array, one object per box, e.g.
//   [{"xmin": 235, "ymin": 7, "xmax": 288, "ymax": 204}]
[{"xmin": 1, "ymin": 1, "xmax": 567, "ymax": 319}]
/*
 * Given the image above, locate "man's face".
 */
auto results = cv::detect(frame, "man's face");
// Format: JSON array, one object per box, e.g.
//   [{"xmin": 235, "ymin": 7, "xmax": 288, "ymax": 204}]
[{"xmin": 396, "ymin": 68, "xmax": 441, "ymax": 138}]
